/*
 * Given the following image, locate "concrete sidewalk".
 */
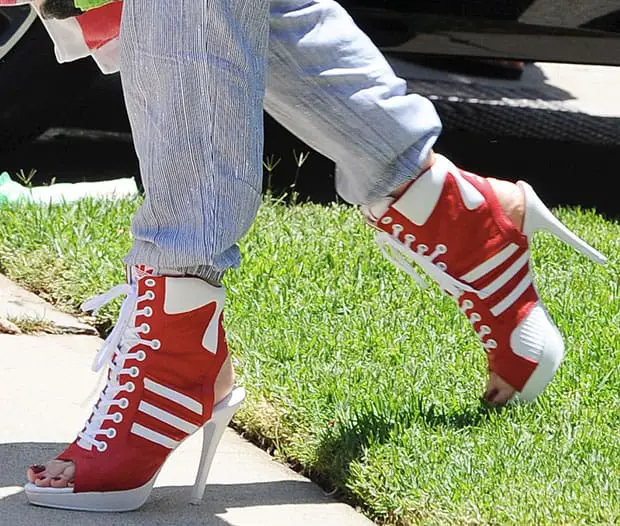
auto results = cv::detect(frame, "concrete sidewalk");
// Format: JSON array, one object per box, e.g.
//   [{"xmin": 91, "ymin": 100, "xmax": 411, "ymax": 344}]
[
  {"xmin": 389, "ymin": 59, "xmax": 620, "ymax": 118},
  {"xmin": 0, "ymin": 279, "xmax": 375, "ymax": 526}
]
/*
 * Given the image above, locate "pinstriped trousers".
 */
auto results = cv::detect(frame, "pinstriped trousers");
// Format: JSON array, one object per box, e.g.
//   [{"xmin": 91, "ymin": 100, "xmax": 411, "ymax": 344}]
[{"xmin": 120, "ymin": 0, "xmax": 442, "ymax": 278}]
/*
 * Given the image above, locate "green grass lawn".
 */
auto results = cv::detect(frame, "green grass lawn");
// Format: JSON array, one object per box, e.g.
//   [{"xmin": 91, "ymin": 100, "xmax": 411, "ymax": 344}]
[{"xmin": 0, "ymin": 196, "xmax": 618, "ymax": 525}]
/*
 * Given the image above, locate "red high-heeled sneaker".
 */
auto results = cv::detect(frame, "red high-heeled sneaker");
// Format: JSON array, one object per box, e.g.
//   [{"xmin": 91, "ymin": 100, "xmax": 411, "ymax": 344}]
[
  {"xmin": 25, "ymin": 269, "xmax": 244, "ymax": 511},
  {"xmin": 364, "ymin": 155, "xmax": 606, "ymax": 401}
]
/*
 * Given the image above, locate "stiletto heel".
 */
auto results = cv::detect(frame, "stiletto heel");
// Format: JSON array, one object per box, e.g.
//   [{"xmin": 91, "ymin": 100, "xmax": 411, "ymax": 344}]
[
  {"xmin": 191, "ymin": 387, "xmax": 246, "ymax": 505},
  {"xmin": 518, "ymin": 181, "xmax": 607, "ymax": 265}
]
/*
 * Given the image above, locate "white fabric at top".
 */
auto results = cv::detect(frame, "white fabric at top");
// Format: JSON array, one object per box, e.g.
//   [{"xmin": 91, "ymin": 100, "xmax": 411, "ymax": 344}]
[{"xmin": 0, "ymin": 0, "xmax": 120, "ymax": 73}]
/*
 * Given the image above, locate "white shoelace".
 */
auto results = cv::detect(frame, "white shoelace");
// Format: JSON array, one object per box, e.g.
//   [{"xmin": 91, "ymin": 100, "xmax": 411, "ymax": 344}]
[
  {"xmin": 376, "ymin": 231, "xmax": 498, "ymax": 352},
  {"xmin": 376, "ymin": 231, "xmax": 474, "ymax": 296},
  {"xmin": 76, "ymin": 283, "xmax": 159, "ymax": 452}
]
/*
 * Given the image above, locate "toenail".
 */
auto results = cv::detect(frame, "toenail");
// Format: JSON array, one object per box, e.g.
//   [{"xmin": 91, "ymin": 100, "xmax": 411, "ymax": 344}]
[
  {"xmin": 30, "ymin": 465, "xmax": 45, "ymax": 474},
  {"xmin": 484, "ymin": 388, "xmax": 499, "ymax": 403}
]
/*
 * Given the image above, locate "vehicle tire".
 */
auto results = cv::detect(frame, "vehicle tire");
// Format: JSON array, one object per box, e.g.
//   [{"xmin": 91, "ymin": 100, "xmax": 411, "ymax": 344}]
[{"xmin": 0, "ymin": 6, "xmax": 100, "ymax": 153}]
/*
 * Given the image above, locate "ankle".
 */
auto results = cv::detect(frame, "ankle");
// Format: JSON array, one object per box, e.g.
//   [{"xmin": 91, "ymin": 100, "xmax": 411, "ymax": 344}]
[
  {"xmin": 385, "ymin": 154, "xmax": 525, "ymax": 232},
  {"xmin": 389, "ymin": 151, "xmax": 435, "ymax": 199},
  {"xmin": 214, "ymin": 358, "xmax": 235, "ymax": 404},
  {"xmin": 487, "ymin": 178, "xmax": 525, "ymax": 231}
]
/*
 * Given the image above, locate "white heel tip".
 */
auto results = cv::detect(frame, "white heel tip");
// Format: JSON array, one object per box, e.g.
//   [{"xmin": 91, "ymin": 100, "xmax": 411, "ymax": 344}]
[
  {"xmin": 518, "ymin": 181, "xmax": 608, "ymax": 267},
  {"xmin": 593, "ymin": 253, "xmax": 608, "ymax": 266},
  {"xmin": 190, "ymin": 498, "xmax": 202, "ymax": 506}
]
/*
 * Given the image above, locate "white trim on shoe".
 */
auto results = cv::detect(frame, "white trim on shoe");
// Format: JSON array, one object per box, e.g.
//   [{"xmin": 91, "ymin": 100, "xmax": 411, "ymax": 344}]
[
  {"xmin": 24, "ymin": 387, "xmax": 245, "ymax": 512},
  {"xmin": 143, "ymin": 378, "xmax": 203, "ymax": 415}
]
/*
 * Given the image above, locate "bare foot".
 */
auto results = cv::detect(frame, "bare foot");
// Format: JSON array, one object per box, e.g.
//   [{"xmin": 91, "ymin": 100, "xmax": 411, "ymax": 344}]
[
  {"xmin": 483, "ymin": 178, "xmax": 526, "ymax": 404},
  {"xmin": 487, "ymin": 177, "xmax": 525, "ymax": 231},
  {"xmin": 27, "ymin": 356, "xmax": 235, "ymax": 488},
  {"xmin": 483, "ymin": 372, "xmax": 517, "ymax": 406}
]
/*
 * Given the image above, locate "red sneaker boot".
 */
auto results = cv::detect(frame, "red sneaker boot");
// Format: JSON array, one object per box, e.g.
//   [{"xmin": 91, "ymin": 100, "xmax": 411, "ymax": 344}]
[
  {"xmin": 25, "ymin": 270, "xmax": 244, "ymax": 511},
  {"xmin": 365, "ymin": 155, "xmax": 606, "ymax": 401}
]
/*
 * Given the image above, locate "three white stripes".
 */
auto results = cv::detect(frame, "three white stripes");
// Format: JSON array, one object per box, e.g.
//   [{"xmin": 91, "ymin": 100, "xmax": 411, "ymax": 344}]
[
  {"xmin": 459, "ymin": 242, "xmax": 531, "ymax": 316},
  {"xmin": 130, "ymin": 378, "xmax": 203, "ymax": 449}
]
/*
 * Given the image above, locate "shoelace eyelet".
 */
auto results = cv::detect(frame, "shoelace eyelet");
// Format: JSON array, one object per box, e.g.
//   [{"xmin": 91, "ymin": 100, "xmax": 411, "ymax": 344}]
[
  {"xmin": 485, "ymin": 339, "xmax": 498, "ymax": 350},
  {"xmin": 469, "ymin": 312, "xmax": 482, "ymax": 324},
  {"xmin": 145, "ymin": 279, "xmax": 156, "ymax": 287},
  {"xmin": 462, "ymin": 299, "xmax": 474, "ymax": 311},
  {"xmin": 392, "ymin": 224, "xmax": 404, "ymax": 238},
  {"xmin": 79, "ymin": 281, "xmax": 167, "ymax": 453},
  {"xmin": 478, "ymin": 325, "xmax": 491, "ymax": 337}
]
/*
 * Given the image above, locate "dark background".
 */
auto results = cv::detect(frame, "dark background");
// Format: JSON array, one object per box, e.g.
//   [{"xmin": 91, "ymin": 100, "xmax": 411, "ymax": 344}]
[{"xmin": 2, "ymin": 68, "xmax": 619, "ymax": 219}]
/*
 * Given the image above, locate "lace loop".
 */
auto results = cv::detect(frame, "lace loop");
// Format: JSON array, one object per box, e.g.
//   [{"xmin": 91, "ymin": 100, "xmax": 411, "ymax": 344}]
[
  {"xmin": 484, "ymin": 339, "xmax": 498, "ymax": 351},
  {"xmin": 76, "ymin": 281, "xmax": 159, "ymax": 451},
  {"xmin": 469, "ymin": 312, "xmax": 482, "ymax": 324},
  {"xmin": 377, "ymin": 232, "xmax": 476, "ymax": 296},
  {"xmin": 478, "ymin": 325, "xmax": 491, "ymax": 338},
  {"xmin": 460, "ymin": 299, "xmax": 474, "ymax": 313},
  {"xmin": 429, "ymin": 244, "xmax": 447, "ymax": 260},
  {"xmin": 404, "ymin": 233, "xmax": 416, "ymax": 247},
  {"xmin": 376, "ymin": 231, "xmax": 497, "ymax": 356}
]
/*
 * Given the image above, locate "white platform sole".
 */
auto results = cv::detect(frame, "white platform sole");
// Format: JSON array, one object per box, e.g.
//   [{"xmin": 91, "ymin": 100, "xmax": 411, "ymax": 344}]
[{"xmin": 25, "ymin": 387, "xmax": 245, "ymax": 512}]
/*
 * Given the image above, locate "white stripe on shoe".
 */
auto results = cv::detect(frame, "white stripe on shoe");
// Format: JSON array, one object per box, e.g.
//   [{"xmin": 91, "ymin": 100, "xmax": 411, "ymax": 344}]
[
  {"xmin": 131, "ymin": 423, "xmax": 180, "ymax": 449},
  {"xmin": 479, "ymin": 251, "xmax": 530, "ymax": 299},
  {"xmin": 460, "ymin": 243, "xmax": 519, "ymax": 283},
  {"xmin": 143, "ymin": 378, "xmax": 203, "ymax": 415},
  {"xmin": 138, "ymin": 401, "xmax": 200, "ymax": 434},
  {"xmin": 491, "ymin": 274, "xmax": 533, "ymax": 316},
  {"xmin": 391, "ymin": 158, "xmax": 484, "ymax": 226}
]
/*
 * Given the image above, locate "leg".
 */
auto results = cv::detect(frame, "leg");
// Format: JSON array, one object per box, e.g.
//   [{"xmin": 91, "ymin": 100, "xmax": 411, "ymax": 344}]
[
  {"xmin": 265, "ymin": 0, "xmax": 441, "ymax": 205},
  {"xmin": 123, "ymin": 0, "xmax": 269, "ymax": 279},
  {"xmin": 264, "ymin": 0, "xmax": 606, "ymax": 404},
  {"xmin": 26, "ymin": 0, "xmax": 270, "ymax": 503}
]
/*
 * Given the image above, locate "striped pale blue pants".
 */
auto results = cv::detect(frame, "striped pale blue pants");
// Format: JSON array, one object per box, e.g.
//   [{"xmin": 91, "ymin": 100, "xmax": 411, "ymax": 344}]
[{"xmin": 120, "ymin": 0, "xmax": 442, "ymax": 279}]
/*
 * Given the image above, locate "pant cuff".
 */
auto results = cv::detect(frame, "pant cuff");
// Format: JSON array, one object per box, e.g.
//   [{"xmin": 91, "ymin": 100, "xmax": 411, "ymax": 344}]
[{"xmin": 176, "ymin": 265, "xmax": 226, "ymax": 285}]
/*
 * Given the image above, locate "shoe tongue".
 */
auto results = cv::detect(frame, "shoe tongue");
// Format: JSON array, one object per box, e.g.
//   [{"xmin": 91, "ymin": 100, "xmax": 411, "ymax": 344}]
[
  {"xmin": 127, "ymin": 265, "xmax": 185, "ymax": 284},
  {"xmin": 127, "ymin": 265, "xmax": 159, "ymax": 284}
]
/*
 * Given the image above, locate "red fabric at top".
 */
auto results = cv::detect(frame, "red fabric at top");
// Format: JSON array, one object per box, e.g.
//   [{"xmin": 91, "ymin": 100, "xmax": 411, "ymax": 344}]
[{"xmin": 75, "ymin": 1, "xmax": 122, "ymax": 50}]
